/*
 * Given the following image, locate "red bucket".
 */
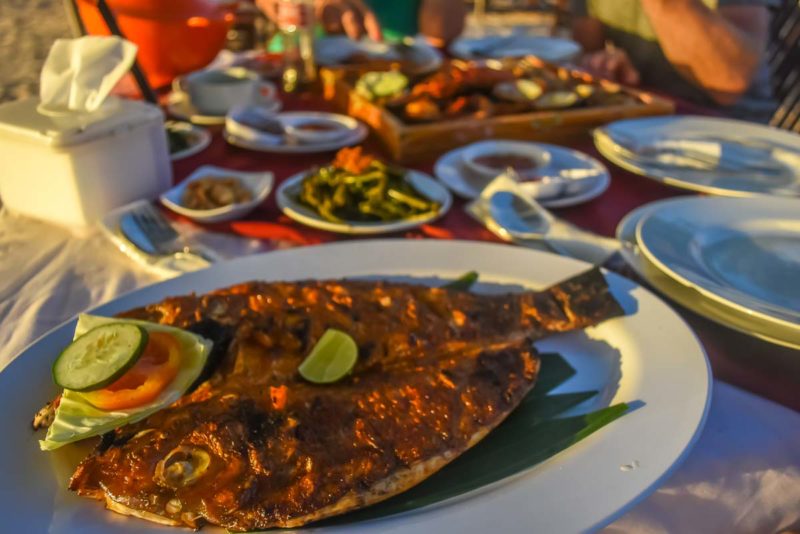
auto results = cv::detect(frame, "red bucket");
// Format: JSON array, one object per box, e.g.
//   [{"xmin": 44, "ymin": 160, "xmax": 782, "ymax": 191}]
[{"xmin": 77, "ymin": 0, "xmax": 236, "ymax": 89}]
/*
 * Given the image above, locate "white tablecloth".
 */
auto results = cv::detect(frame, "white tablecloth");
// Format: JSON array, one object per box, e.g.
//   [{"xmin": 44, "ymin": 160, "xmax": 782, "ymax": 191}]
[{"xmin": 1, "ymin": 209, "xmax": 798, "ymax": 533}]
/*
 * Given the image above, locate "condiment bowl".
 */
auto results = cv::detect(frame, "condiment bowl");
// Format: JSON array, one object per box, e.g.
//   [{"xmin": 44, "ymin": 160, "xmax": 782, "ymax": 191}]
[
  {"xmin": 283, "ymin": 115, "xmax": 359, "ymax": 145},
  {"xmin": 160, "ymin": 165, "xmax": 274, "ymax": 223},
  {"xmin": 461, "ymin": 141, "xmax": 551, "ymax": 179}
]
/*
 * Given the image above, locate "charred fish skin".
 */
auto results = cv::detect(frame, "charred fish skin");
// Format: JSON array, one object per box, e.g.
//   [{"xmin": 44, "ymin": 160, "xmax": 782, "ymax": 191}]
[
  {"xmin": 115, "ymin": 267, "xmax": 623, "ymax": 360},
  {"xmin": 70, "ymin": 338, "xmax": 541, "ymax": 531},
  {"xmin": 67, "ymin": 268, "xmax": 623, "ymax": 531}
]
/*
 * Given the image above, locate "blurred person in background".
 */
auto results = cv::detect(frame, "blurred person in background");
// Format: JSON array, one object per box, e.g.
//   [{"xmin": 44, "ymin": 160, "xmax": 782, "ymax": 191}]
[
  {"xmin": 257, "ymin": 0, "xmax": 467, "ymax": 46},
  {"xmin": 571, "ymin": 0, "xmax": 777, "ymax": 122}
]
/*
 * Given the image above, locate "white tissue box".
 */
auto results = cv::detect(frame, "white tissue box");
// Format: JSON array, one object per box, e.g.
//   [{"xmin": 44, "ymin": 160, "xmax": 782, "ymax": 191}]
[{"xmin": 0, "ymin": 98, "xmax": 172, "ymax": 228}]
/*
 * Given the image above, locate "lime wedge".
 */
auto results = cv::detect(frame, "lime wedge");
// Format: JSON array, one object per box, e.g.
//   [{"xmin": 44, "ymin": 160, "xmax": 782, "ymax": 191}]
[{"xmin": 298, "ymin": 329, "xmax": 358, "ymax": 384}]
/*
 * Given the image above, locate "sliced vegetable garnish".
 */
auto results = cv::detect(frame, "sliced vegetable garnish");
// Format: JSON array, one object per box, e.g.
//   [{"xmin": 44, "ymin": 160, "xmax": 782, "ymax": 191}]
[
  {"xmin": 298, "ymin": 329, "xmax": 358, "ymax": 384},
  {"xmin": 355, "ymin": 71, "xmax": 408, "ymax": 101},
  {"xmin": 81, "ymin": 332, "xmax": 182, "ymax": 411},
  {"xmin": 52, "ymin": 323, "xmax": 148, "ymax": 392},
  {"xmin": 41, "ymin": 315, "xmax": 212, "ymax": 451}
]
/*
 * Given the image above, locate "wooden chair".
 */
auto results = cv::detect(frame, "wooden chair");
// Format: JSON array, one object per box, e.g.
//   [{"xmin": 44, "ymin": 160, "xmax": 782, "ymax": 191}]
[{"xmin": 768, "ymin": 0, "xmax": 800, "ymax": 132}]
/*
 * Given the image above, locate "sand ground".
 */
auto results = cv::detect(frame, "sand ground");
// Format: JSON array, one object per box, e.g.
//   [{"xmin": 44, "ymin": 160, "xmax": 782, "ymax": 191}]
[{"xmin": 0, "ymin": 0, "xmax": 72, "ymax": 103}]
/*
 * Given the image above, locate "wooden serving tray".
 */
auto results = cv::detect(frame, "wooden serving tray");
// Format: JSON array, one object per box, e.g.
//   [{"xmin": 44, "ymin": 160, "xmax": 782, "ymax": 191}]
[{"xmin": 321, "ymin": 60, "xmax": 675, "ymax": 163}]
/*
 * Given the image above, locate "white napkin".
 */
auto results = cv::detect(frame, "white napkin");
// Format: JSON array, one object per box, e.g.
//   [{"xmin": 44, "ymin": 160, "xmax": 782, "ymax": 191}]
[{"xmin": 38, "ymin": 36, "xmax": 137, "ymax": 115}]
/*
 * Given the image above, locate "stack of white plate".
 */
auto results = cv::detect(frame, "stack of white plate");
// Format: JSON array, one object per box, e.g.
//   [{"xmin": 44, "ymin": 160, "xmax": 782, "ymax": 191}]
[
  {"xmin": 595, "ymin": 116, "xmax": 800, "ymax": 197},
  {"xmin": 617, "ymin": 196, "xmax": 800, "ymax": 349}
]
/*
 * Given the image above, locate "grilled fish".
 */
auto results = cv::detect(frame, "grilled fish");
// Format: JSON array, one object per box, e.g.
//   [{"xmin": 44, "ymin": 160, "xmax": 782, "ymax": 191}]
[{"xmin": 66, "ymin": 268, "xmax": 623, "ymax": 530}]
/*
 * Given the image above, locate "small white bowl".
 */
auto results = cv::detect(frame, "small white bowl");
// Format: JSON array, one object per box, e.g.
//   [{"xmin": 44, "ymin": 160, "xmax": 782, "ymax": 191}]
[
  {"xmin": 160, "ymin": 165, "xmax": 274, "ymax": 223},
  {"xmin": 282, "ymin": 115, "xmax": 358, "ymax": 145},
  {"xmin": 460, "ymin": 141, "xmax": 565, "ymax": 198},
  {"xmin": 461, "ymin": 141, "xmax": 551, "ymax": 181},
  {"xmin": 178, "ymin": 67, "xmax": 277, "ymax": 116}
]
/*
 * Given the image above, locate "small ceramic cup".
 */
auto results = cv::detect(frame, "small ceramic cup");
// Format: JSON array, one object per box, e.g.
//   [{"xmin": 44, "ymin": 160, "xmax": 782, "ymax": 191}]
[{"xmin": 181, "ymin": 68, "xmax": 274, "ymax": 116}]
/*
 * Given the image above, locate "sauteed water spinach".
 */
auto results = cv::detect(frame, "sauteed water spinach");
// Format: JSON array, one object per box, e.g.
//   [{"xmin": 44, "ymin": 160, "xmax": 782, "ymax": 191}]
[{"xmin": 297, "ymin": 147, "xmax": 440, "ymax": 223}]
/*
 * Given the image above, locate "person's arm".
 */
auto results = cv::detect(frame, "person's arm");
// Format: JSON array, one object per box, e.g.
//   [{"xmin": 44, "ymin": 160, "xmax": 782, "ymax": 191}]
[
  {"xmin": 572, "ymin": 18, "xmax": 641, "ymax": 86},
  {"xmin": 418, "ymin": 0, "xmax": 467, "ymax": 47},
  {"xmin": 640, "ymin": 0, "xmax": 769, "ymax": 105},
  {"xmin": 572, "ymin": 17, "xmax": 605, "ymax": 52}
]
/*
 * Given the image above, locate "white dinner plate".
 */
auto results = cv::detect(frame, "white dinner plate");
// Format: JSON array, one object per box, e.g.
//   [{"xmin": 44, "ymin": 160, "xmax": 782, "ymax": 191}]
[
  {"xmin": 616, "ymin": 199, "xmax": 800, "ymax": 350},
  {"xmin": 434, "ymin": 140, "xmax": 611, "ymax": 208},
  {"xmin": 166, "ymin": 89, "xmax": 282, "ymax": 126},
  {"xmin": 595, "ymin": 116, "xmax": 800, "ymax": 197},
  {"xmin": 315, "ymin": 35, "xmax": 443, "ymax": 75},
  {"xmin": 160, "ymin": 165, "xmax": 274, "ymax": 223},
  {"xmin": 224, "ymin": 111, "xmax": 368, "ymax": 154},
  {"xmin": 277, "ymin": 170, "xmax": 452, "ymax": 234},
  {"xmin": 165, "ymin": 121, "xmax": 212, "ymax": 161},
  {"xmin": 0, "ymin": 240, "xmax": 710, "ymax": 533},
  {"xmin": 635, "ymin": 196, "xmax": 800, "ymax": 328},
  {"xmin": 450, "ymin": 35, "xmax": 581, "ymax": 63}
]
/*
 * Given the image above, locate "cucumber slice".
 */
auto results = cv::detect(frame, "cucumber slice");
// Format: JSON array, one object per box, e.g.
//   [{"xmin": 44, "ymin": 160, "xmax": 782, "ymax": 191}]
[
  {"xmin": 355, "ymin": 71, "xmax": 408, "ymax": 101},
  {"xmin": 52, "ymin": 323, "xmax": 148, "ymax": 392}
]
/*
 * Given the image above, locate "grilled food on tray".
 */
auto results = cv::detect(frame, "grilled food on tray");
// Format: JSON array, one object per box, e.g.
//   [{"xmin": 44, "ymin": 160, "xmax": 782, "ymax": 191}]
[
  {"xmin": 34, "ymin": 268, "xmax": 624, "ymax": 531},
  {"xmin": 355, "ymin": 59, "xmax": 637, "ymax": 124}
]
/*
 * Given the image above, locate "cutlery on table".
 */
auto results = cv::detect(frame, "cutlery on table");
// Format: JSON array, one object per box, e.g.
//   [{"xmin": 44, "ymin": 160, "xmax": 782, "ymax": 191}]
[
  {"xmin": 119, "ymin": 203, "xmax": 221, "ymax": 266},
  {"xmin": 467, "ymin": 171, "xmax": 620, "ymax": 265}
]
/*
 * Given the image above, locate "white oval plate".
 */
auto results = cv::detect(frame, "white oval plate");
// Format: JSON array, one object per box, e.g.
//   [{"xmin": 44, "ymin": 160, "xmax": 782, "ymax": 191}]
[
  {"xmin": 616, "ymin": 199, "xmax": 800, "ymax": 349},
  {"xmin": 165, "ymin": 121, "xmax": 212, "ymax": 161},
  {"xmin": 635, "ymin": 196, "xmax": 800, "ymax": 327},
  {"xmin": 595, "ymin": 116, "xmax": 800, "ymax": 197},
  {"xmin": 224, "ymin": 112, "xmax": 368, "ymax": 154},
  {"xmin": 315, "ymin": 35, "xmax": 443, "ymax": 75},
  {"xmin": 0, "ymin": 240, "xmax": 709, "ymax": 533},
  {"xmin": 160, "ymin": 165, "xmax": 274, "ymax": 223},
  {"xmin": 166, "ymin": 86, "xmax": 282, "ymax": 126},
  {"xmin": 450, "ymin": 35, "xmax": 581, "ymax": 63},
  {"xmin": 434, "ymin": 140, "xmax": 610, "ymax": 208},
  {"xmin": 277, "ymin": 169, "xmax": 452, "ymax": 234}
]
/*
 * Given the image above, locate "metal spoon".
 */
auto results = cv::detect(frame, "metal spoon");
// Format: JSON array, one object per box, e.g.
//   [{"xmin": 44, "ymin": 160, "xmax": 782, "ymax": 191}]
[{"xmin": 488, "ymin": 181, "xmax": 620, "ymax": 264}]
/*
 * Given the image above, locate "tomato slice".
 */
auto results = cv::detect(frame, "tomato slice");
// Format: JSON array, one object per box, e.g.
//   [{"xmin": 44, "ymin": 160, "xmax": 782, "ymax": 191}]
[{"xmin": 82, "ymin": 331, "xmax": 182, "ymax": 411}]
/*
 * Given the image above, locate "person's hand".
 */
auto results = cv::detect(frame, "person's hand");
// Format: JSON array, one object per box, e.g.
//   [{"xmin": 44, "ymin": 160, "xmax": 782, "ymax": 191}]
[
  {"xmin": 580, "ymin": 46, "xmax": 641, "ymax": 86},
  {"xmin": 257, "ymin": 0, "xmax": 382, "ymax": 41}
]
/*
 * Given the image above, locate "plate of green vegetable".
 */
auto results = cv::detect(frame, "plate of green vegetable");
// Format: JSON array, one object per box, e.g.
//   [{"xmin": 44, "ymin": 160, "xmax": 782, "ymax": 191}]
[
  {"xmin": 165, "ymin": 121, "xmax": 211, "ymax": 161},
  {"xmin": 277, "ymin": 147, "xmax": 452, "ymax": 234}
]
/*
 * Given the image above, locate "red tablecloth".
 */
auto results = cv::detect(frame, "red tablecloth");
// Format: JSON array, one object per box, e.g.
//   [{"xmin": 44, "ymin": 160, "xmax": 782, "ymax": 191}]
[{"xmin": 172, "ymin": 93, "xmax": 800, "ymax": 413}]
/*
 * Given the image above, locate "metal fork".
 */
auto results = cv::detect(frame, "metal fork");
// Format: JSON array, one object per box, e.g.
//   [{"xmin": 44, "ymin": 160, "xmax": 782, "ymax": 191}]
[{"xmin": 121, "ymin": 203, "xmax": 219, "ymax": 264}]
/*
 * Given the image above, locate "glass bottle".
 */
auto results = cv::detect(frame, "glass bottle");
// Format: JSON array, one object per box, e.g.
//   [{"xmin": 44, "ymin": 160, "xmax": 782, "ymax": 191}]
[{"xmin": 276, "ymin": 0, "xmax": 316, "ymax": 93}]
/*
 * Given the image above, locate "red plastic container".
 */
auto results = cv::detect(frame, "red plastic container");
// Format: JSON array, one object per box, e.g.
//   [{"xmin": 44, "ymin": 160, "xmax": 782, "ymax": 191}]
[{"xmin": 77, "ymin": 0, "xmax": 236, "ymax": 89}]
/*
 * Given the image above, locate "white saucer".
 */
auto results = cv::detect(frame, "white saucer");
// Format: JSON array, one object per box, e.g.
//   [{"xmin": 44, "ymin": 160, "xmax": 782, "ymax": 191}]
[
  {"xmin": 635, "ymin": 196, "xmax": 800, "ymax": 327},
  {"xmin": 434, "ymin": 141, "xmax": 610, "ymax": 208},
  {"xmin": 277, "ymin": 169, "xmax": 452, "ymax": 234},
  {"xmin": 616, "ymin": 199, "xmax": 800, "ymax": 350},
  {"xmin": 166, "ymin": 89, "xmax": 282, "ymax": 126},
  {"xmin": 224, "ymin": 111, "xmax": 368, "ymax": 154}
]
